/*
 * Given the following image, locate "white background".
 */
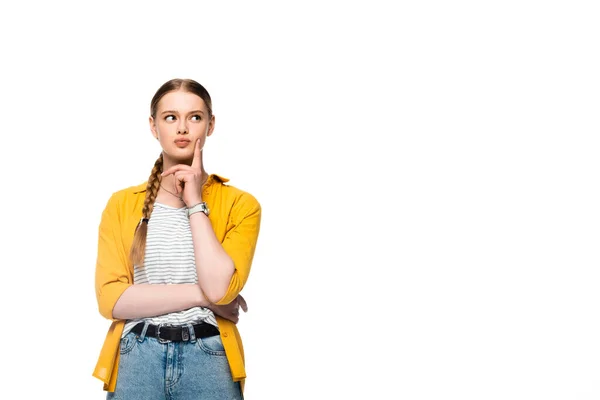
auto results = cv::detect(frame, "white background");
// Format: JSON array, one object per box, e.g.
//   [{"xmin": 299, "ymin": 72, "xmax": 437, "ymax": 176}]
[{"xmin": 0, "ymin": 1, "xmax": 599, "ymax": 399}]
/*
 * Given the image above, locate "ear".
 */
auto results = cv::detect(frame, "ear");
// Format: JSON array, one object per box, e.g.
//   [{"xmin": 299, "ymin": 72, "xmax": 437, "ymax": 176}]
[
  {"xmin": 207, "ymin": 115, "xmax": 216, "ymax": 137},
  {"xmin": 149, "ymin": 116, "xmax": 159, "ymax": 140}
]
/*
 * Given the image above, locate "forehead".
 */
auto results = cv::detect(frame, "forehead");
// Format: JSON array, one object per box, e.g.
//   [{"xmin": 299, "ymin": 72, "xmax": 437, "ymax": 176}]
[{"xmin": 157, "ymin": 90, "xmax": 207, "ymax": 112}]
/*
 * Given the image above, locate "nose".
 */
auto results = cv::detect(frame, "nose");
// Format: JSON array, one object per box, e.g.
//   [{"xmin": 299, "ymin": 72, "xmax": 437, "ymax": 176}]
[{"xmin": 177, "ymin": 121, "xmax": 188, "ymax": 134}]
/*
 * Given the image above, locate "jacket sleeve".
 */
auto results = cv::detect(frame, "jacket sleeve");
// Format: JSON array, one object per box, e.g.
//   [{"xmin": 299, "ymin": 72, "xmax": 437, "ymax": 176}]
[
  {"xmin": 95, "ymin": 192, "xmax": 132, "ymax": 320},
  {"xmin": 214, "ymin": 193, "xmax": 262, "ymax": 305}
]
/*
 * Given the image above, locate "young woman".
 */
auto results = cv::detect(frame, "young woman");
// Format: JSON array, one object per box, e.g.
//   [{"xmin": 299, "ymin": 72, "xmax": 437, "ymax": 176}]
[{"xmin": 93, "ymin": 78, "xmax": 261, "ymax": 399}]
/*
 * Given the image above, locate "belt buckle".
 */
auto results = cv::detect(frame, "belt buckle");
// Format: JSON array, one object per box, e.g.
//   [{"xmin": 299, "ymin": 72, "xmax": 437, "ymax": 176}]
[
  {"xmin": 181, "ymin": 327, "xmax": 190, "ymax": 342},
  {"xmin": 156, "ymin": 324, "xmax": 171, "ymax": 344}
]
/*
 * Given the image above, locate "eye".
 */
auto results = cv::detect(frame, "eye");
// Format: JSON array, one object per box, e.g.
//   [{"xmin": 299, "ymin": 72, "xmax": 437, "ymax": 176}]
[
  {"xmin": 190, "ymin": 114, "xmax": 202, "ymax": 121},
  {"xmin": 165, "ymin": 115, "xmax": 176, "ymax": 122}
]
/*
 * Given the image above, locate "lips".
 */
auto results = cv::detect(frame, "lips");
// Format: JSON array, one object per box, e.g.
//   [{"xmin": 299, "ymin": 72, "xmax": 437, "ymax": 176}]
[{"xmin": 174, "ymin": 139, "xmax": 191, "ymax": 147}]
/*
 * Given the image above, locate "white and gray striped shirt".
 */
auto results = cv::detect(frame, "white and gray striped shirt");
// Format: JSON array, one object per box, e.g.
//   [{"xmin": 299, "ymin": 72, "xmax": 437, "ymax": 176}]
[{"xmin": 122, "ymin": 201, "xmax": 218, "ymax": 337}]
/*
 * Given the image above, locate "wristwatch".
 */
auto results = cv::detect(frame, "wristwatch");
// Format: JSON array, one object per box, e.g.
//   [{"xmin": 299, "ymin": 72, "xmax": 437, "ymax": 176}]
[{"xmin": 187, "ymin": 202, "xmax": 210, "ymax": 218}]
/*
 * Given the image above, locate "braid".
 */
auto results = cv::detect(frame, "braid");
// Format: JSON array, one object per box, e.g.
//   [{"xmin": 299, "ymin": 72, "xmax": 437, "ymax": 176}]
[
  {"xmin": 142, "ymin": 155, "xmax": 163, "ymax": 220},
  {"xmin": 129, "ymin": 154, "xmax": 163, "ymax": 266}
]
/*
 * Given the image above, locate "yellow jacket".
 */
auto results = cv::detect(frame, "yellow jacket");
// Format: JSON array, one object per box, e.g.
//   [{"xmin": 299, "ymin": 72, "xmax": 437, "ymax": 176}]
[{"xmin": 93, "ymin": 174, "xmax": 261, "ymax": 392}]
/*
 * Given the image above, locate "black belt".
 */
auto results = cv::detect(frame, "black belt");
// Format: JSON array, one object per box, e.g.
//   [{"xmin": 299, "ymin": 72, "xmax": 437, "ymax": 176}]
[{"xmin": 131, "ymin": 322, "xmax": 219, "ymax": 343}]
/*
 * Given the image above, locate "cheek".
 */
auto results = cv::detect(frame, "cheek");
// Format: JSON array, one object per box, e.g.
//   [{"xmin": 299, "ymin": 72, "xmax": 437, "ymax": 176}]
[
  {"xmin": 194, "ymin": 121, "xmax": 208, "ymax": 131},
  {"xmin": 191, "ymin": 126, "xmax": 208, "ymax": 138}
]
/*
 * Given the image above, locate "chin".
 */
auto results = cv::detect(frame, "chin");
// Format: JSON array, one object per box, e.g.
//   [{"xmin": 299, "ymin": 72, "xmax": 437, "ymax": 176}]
[{"xmin": 165, "ymin": 150, "xmax": 193, "ymax": 163}]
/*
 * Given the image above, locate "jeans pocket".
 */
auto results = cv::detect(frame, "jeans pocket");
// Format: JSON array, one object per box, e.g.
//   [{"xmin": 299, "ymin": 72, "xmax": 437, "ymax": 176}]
[
  {"xmin": 120, "ymin": 333, "xmax": 138, "ymax": 355},
  {"xmin": 196, "ymin": 334, "xmax": 227, "ymax": 356}
]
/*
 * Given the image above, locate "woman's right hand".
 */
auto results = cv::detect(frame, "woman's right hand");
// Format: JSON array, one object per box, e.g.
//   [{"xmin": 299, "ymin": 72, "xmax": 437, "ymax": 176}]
[{"xmin": 208, "ymin": 294, "xmax": 248, "ymax": 324}]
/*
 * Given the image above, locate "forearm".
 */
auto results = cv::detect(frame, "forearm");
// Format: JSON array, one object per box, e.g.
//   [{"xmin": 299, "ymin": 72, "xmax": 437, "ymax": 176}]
[
  {"xmin": 189, "ymin": 212, "xmax": 235, "ymax": 303},
  {"xmin": 112, "ymin": 283, "xmax": 210, "ymax": 320}
]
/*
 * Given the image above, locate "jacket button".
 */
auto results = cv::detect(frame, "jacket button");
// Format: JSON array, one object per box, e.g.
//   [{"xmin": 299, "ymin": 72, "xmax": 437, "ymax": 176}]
[{"xmin": 223, "ymin": 332, "xmax": 228, "ymax": 338}]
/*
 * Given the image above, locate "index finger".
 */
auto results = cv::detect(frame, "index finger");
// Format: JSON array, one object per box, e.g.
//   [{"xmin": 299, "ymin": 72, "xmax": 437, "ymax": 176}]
[
  {"xmin": 191, "ymin": 139, "xmax": 201, "ymax": 169},
  {"xmin": 161, "ymin": 164, "xmax": 189, "ymax": 177}
]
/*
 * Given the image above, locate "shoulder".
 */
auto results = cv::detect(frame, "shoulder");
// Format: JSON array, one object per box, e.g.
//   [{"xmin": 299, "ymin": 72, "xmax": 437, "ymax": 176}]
[
  {"xmin": 108, "ymin": 181, "xmax": 147, "ymax": 199},
  {"xmin": 102, "ymin": 181, "xmax": 147, "ymax": 210},
  {"xmin": 211, "ymin": 174, "xmax": 261, "ymax": 216}
]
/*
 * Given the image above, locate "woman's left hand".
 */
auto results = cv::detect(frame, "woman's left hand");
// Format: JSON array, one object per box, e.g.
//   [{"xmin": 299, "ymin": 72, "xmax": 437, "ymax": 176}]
[
  {"xmin": 209, "ymin": 294, "xmax": 248, "ymax": 324},
  {"xmin": 161, "ymin": 139, "xmax": 205, "ymax": 207}
]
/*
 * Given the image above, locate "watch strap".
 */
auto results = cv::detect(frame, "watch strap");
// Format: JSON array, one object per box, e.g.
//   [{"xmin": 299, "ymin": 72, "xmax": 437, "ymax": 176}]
[{"xmin": 187, "ymin": 202, "xmax": 210, "ymax": 218}]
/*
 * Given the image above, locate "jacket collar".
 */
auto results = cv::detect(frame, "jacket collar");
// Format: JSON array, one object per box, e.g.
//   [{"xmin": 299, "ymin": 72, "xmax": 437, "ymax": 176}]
[{"xmin": 131, "ymin": 173, "xmax": 229, "ymax": 194}]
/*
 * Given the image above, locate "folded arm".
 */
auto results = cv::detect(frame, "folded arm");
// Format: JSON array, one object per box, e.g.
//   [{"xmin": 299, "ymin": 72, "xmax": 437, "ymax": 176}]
[
  {"xmin": 95, "ymin": 193, "xmax": 208, "ymax": 320},
  {"xmin": 189, "ymin": 192, "xmax": 261, "ymax": 305},
  {"xmin": 95, "ymin": 191, "xmax": 259, "ymax": 323},
  {"xmin": 112, "ymin": 283, "xmax": 208, "ymax": 320}
]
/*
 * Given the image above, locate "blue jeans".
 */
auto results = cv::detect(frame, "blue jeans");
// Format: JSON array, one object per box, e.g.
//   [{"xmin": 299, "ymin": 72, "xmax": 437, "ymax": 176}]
[{"xmin": 107, "ymin": 322, "xmax": 243, "ymax": 400}]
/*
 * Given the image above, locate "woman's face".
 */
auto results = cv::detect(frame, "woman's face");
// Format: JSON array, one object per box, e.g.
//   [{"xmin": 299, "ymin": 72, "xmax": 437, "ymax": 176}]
[{"xmin": 149, "ymin": 89, "xmax": 215, "ymax": 164}]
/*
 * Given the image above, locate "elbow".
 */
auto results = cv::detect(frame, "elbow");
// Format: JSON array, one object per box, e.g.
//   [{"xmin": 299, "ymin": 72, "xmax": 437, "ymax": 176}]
[
  {"xmin": 205, "ymin": 291, "xmax": 226, "ymax": 305},
  {"xmin": 97, "ymin": 297, "xmax": 116, "ymax": 321},
  {"xmin": 203, "ymin": 260, "xmax": 236, "ymax": 304},
  {"xmin": 203, "ymin": 283, "xmax": 231, "ymax": 304},
  {"xmin": 96, "ymin": 283, "xmax": 129, "ymax": 321}
]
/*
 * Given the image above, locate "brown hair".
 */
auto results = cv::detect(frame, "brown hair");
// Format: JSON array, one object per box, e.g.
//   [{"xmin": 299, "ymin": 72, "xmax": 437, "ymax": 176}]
[{"xmin": 129, "ymin": 78, "xmax": 213, "ymax": 266}]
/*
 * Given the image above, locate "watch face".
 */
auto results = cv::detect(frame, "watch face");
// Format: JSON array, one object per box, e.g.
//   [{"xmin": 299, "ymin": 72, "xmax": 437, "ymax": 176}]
[{"xmin": 199, "ymin": 203, "xmax": 209, "ymax": 215}]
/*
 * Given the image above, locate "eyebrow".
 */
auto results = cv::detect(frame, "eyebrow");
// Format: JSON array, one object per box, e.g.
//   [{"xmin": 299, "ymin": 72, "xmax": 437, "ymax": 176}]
[{"xmin": 160, "ymin": 109, "xmax": 205, "ymax": 115}]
